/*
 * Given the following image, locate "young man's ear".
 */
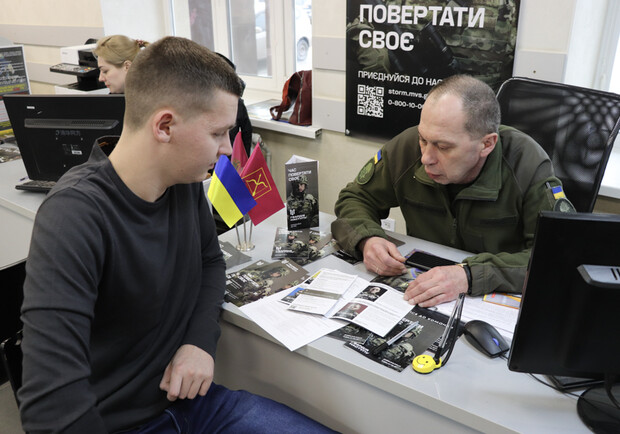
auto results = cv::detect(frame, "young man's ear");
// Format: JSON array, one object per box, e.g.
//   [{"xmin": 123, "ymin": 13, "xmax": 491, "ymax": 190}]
[
  {"xmin": 152, "ymin": 110, "xmax": 174, "ymax": 143},
  {"xmin": 480, "ymin": 133, "xmax": 498, "ymax": 158}
]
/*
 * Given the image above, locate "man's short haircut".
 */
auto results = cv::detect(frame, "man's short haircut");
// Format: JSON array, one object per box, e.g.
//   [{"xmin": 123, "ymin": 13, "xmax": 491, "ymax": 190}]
[
  {"xmin": 123, "ymin": 36, "xmax": 243, "ymax": 129},
  {"xmin": 427, "ymin": 74, "xmax": 501, "ymax": 138}
]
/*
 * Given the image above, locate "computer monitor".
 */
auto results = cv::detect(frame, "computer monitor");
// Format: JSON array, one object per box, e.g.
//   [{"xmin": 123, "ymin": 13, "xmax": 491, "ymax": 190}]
[
  {"xmin": 4, "ymin": 94, "xmax": 125, "ymax": 182},
  {"xmin": 509, "ymin": 211, "xmax": 620, "ymax": 431}
]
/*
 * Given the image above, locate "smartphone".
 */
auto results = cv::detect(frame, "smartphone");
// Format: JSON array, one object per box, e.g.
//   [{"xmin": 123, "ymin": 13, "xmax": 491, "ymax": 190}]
[{"xmin": 405, "ymin": 251, "xmax": 457, "ymax": 271}]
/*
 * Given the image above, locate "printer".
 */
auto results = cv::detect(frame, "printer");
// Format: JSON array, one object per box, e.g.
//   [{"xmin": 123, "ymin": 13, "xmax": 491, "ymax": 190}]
[{"xmin": 50, "ymin": 40, "xmax": 106, "ymax": 92}]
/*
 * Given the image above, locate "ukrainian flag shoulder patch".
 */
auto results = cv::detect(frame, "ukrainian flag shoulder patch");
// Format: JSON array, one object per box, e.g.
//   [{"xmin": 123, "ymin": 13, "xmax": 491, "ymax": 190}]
[
  {"xmin": 552, "ymin": 185, "xmax": 566, "ymax": 199},
  {"xmin": 374, "ymin": 150, "xmax": 382, "ymax": 164}
]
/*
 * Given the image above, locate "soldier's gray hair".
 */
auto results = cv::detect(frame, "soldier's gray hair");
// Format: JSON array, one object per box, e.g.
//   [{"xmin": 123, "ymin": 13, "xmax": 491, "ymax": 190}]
[{"xmin": 427, "ymin": 75, "xmax": 501, "ymax": 138}]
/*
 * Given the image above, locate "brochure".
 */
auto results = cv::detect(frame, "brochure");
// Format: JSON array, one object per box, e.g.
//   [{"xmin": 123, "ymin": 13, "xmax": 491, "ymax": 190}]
[
  {"xmin": 272, "ymin": 227, "xmax": 337, "ymax": 266},
  {"xmin": 370, "ymin": 267, "xmax": 424, "ymax": 293},
  {"xmin": 282, "ymin": 268, "xmax": 358, "ymax": 315},
  {"xmin": 225, "ymin": 259, "xmax": 309, "ymax": 307},
  {"xmin": 271, "ymin": 227, "xmax": 310, "ymax": 261},
  {"xmin": 298, "ymin": 229, "xmax": 338, "ymax": 265},
  {"xmin": 344, "ymin": 308, "xmax": 448, "ymax": 372},
  {"xmin": 285, "ymin": 155, "xmax": 319, "ymax": 230},
  {"xmin": 330, "ymin": 282, "xmax": 413, "ymax": 337},
  {"xmin": 219, "ymin": 240, "xmax": 252, "ymax": 269}
]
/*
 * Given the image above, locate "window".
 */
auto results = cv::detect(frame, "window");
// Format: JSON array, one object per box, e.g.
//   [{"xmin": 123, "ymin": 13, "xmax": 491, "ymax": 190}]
[
  {"xmin": 593, "ymin": 0, "xmax": 620, "ymax": 93},
  {"xmin": 178, "ymin": 0, "xmax": 312, "ymax": 93}
]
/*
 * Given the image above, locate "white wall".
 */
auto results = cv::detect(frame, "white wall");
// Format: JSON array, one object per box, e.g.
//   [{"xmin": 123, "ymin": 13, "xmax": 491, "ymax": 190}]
[{"xmin": 0, "ymin": 0, "xmax": 617, "ymax": 229}]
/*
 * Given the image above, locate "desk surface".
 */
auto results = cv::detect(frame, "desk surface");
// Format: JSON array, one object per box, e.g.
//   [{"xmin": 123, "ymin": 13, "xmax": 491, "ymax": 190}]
[
  {"xmin": 0, "ymin": 160, "xmax": 589, "ymax": 432},
  {"xmin": 0, "ymin": 158, "xmax": 43, "ymax": 219},
  {"xmin": 217, "ymin": 210, "xmax": 588, "ymax": 434}
]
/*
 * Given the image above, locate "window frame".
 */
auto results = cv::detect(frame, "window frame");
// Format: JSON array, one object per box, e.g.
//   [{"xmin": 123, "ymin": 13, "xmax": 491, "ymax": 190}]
[{"xmin": 171, "ymin": 0, "xmax": 298, "ymax": 94}]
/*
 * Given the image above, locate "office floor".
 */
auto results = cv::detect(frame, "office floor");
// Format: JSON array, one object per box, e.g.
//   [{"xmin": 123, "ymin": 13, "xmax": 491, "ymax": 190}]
[{"xmin": 0, "ymin": 381, "xmax": 23, "ymax": 434}]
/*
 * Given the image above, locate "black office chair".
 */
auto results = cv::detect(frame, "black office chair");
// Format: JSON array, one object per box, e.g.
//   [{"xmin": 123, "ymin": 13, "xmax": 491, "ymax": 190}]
[
  {"xmin": 496, "ymin": 77, "xmax": 620, "ymax": 212},
  {"xmin": 1, "ymin": 330, "xmax": 22, "ymax": 407}
]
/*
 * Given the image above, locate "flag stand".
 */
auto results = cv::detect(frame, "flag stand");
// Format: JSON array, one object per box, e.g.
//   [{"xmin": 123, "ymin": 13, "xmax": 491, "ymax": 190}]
[{"xmin": 234, "ymin": 214, "xmax": 255, "ymax": 251}]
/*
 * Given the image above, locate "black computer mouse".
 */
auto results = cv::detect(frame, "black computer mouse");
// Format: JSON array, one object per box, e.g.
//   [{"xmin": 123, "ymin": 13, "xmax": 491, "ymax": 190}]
[{"xmin": 463, "ymin": 320, "xmax": 510, "ymax": 358}]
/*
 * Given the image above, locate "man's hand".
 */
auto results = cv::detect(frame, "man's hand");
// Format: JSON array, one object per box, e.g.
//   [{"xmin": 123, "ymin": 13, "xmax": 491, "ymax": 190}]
[
  {"xmin": 360, "ymin": 236, "xmax": 407, "ymax": 276},
  {"xmin": 159, "ymin": 344, "xmax": 214, "ymax": 401},
  {"xmin": 403, "ymin": 265, "xmax": 468, "ymax": 307}
]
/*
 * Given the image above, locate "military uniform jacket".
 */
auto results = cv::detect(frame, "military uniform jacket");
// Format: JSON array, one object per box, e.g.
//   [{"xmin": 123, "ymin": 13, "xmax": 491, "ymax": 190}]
[{"xmin": 332, "ymin": 126, "xmax": 566, "ymax": 296}]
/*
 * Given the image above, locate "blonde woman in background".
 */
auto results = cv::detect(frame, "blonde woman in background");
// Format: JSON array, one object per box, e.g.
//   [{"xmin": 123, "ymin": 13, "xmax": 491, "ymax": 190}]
[{"xmin": 94, "ymin": 35, "xmax": 149, "ymax": 94}]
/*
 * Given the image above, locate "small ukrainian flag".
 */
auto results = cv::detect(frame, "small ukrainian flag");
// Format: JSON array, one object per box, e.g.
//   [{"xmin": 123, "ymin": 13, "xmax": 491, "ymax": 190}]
[
  {"xmin": 208, "ymin": 155, "xmax": 257, "ymax": 227},
  {"xmin": 552, "ymin": 185, "xmax": 566, "ymax": 199},
  {"xmin": 374, "ymin": 150, "xmax": 382, "ymax": 164}
]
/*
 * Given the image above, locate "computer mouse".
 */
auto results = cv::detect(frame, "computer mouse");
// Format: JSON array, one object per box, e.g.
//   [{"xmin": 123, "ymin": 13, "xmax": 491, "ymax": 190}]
[{"xmin": 463, "ymin": 320, "xmax": 510, "ymax": 358}]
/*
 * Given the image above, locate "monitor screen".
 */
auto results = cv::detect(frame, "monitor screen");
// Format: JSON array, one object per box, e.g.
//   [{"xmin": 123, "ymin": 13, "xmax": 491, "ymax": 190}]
[
  {"xmin": 509, "ymin": 211, "xmax": 620, "ymax": 378},
  {"xmin": 4, "ymin": 94, "xmax": 125, "ymax": 181}
]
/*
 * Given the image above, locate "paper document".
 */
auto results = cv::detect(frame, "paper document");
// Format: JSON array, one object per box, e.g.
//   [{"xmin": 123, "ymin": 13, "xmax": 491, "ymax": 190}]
[
  {"xmin": 435, "ymin": 296, "xmax": 518, "ymax": 339},
  {"xmin": 240, "ymin": 290, "xmax": 346, "ymax": 351},
  {"xmin": 331, "ymin": 282, "xmax": 413, "ymax": 337},
  {"xmin": 283, "ymin": 268, "xmax": 358, "ymax": 315}
]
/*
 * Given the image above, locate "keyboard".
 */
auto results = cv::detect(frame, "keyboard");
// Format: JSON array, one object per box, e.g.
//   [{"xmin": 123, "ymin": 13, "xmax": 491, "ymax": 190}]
[
  {"xmin": 547, "ymin": 375, "xmax": 604, "ymax": 391},
  {"xmin": 15, "ymin": 180, "xmax": 56, "ymax": 193}
]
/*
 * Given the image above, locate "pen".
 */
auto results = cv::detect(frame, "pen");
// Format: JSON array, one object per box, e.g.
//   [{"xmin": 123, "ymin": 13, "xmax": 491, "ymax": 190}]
[
  {"xmin": 371, "ymin": 321, "xmax": 420, "ymax": 355},
  {"xmin": 436, "ymin": 293, "xmax": 464, "ymax": 351},
  {"xmin": 431, "ymin": 292, "xmax": 465, "ymax": 366}
]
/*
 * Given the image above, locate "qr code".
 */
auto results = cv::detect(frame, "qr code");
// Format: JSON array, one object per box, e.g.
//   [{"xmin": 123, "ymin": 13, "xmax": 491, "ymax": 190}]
[{"xmin": 357, "ymin": 85, "xmax": 384, "ymax": 118}]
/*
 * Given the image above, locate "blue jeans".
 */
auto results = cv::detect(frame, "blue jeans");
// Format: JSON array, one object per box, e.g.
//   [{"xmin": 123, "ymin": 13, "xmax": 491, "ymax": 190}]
[{"xmin": 121, "ymin": 383, "xmax": 337, "ymax": 433}]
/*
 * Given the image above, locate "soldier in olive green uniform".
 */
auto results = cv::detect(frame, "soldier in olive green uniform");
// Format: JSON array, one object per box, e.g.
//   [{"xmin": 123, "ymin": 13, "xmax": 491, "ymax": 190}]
[{"xmin": 332, "ymin": 75, "xmax": 573, "ymax": 307}]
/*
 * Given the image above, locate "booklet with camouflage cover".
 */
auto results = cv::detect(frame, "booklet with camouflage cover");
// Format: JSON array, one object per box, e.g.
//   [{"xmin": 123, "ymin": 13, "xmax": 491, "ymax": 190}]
[{"xmin": 225, "ymin": 258, "xmax": 309, "ymax": 307}]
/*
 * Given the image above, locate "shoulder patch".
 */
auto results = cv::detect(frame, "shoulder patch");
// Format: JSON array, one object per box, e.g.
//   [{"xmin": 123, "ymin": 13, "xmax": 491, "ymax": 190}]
[
  {"xmin": 357, "ymin": 160, "xmax": 375, "ymax": 185},
  {"xmin": 374, "ymin": 150, "xmax": 382, "ymax": 164},
  {"xmin": 551, "ymin": 185, "xmax": 566, "ymax": 199},
  {"xmin": 554, "ymin": 197, "xmax": 576, "ymax": 213}
]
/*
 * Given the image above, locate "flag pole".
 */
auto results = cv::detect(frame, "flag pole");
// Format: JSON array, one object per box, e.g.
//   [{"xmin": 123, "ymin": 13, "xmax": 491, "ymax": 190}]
[
  {"xmin": 234, "ymin": 219, "xmax": 242, "ymax": 249},
  {"xmin": 236, "ymin": 214, "xmax": 255, "ymax": 252}
]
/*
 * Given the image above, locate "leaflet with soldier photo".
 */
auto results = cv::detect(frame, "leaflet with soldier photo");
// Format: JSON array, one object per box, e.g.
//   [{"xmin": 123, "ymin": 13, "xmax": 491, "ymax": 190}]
[
  {"xmin": 272, "ymin": 227, "xmax": 337, "ymax": 266},
  {"xmin": 285, "ymin": 155, "xmax": 319, "ymax": 230},
  {"xmin": 225, "ymin": 259, "xmax": 309, "ymax": 307},
  {"xmin": 331, "ymin": 282, "xmax": 414, "ymax": 337},
  {"xmin": 271, "ymin": 227, "xmax": 310, "ymax": 261},
  {"xmin": 344, "ymin": 308, "xmax": 448, "ymax": 372},
  {"xmin": 299, "ymin": 230, "xmax": 338, "ymax": 265},
  {"xmin": 328, "ymin": 323, "xmax": 372, "ymax": 344},
  {"xmin": 370, "ymin": 267, "xmax": 424, "ymax": 293},
  {"xmin": 283, "ymin": 277, "xmax": 414, "ymax": 336}
]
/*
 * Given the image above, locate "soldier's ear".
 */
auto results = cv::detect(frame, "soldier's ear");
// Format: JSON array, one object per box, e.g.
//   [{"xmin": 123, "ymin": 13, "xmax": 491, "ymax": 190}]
[{"xmin": 480, "ymin": 133, "xmax": 497, "ymax": 157}]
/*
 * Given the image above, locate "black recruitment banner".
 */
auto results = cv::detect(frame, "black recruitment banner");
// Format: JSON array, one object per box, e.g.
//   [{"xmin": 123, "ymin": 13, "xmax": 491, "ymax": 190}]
[{"xmin": 346, "ymin": 0, "xmax": 520, "ymax": 139}]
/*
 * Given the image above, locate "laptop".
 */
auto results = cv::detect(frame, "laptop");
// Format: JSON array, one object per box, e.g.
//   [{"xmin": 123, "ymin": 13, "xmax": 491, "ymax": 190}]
[{"xmin": 3, "ymin": 94, "xmax": 125, "ymax": 193}]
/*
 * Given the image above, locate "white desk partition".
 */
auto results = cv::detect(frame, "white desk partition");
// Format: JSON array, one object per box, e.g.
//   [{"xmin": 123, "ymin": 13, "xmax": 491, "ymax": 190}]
[
  {"xmin": 216, "ymin": 210, "xmax": 587, "ymax": 434},
  {"xmin": 0, "ymin": 159, "xmax": 588, "ymax": 433}
]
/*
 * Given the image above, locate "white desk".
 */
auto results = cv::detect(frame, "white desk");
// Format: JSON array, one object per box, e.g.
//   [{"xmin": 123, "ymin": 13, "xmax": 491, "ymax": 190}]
[
  {"xmin": 0, "ymin": 162, "xmax": 589, "ymax": 433},
  {"xmin": 215, "ymin": 211, "xmax": 588, "ymax": 434},
  {"xmin": 0, "ymin": 159, "xmax": 42, "ymax": 267}
]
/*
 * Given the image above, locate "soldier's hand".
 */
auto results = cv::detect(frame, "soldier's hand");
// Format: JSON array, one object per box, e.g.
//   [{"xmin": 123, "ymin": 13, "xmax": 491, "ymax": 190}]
[
  {"xmin": 359, "ymin": 236, "xmax": 407, "ymax": 276},
  {"xmin": 403, "ymin": 265, "xmax": 467, "ymax": 307}
]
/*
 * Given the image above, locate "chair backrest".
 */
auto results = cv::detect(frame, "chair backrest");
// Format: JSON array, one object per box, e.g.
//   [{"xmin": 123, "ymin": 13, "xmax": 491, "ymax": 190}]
[
  {"xmin": 1, "ymin": 330, "xmax": 23, "ymax": 407},
  {"xmin": 496, "ymin": 77, "xmax": 620, "ymax": 212}
]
